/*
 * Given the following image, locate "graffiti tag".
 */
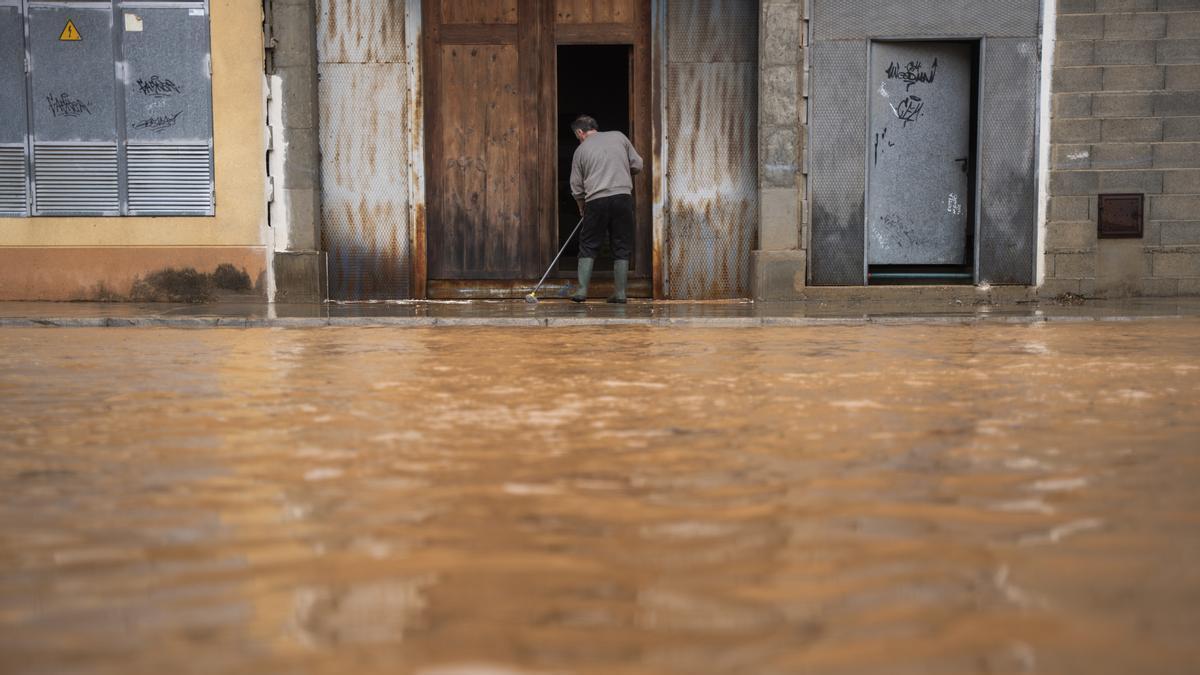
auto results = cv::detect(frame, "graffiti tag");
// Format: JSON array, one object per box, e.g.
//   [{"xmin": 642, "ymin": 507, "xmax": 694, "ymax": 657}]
[
  {"xmin": 136, "ymin": 75, "xmax": 182, "ymax": 98},
  {"xmin": 46, "ymin": 92, "xmax": 92, "ymax": 117},
  {"xmin": 947, "ymin": 193, "xmax": 963, "ymax": 216},
  {"xmin": 132, "ymin": 111, "xmax": 183, "ymax": 133},
  {"xmin": 873, "ymin": 126, "xmax": 897, "ymax": 165},
  {"xmin": 894, "ymin": 96, "xmax": 924, "ymax": 127},
  {"xmin": 884, "ymin": 59, "xmax": 938, "ymax": 91}
]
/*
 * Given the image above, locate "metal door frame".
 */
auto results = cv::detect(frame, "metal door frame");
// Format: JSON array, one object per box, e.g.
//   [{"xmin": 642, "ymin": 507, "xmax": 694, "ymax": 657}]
[
  {"xmin": 807, "ymin": 0, "xmax": 1041, "ymax": 287},
  {"xmin": 0, "ymin": 0, "xmax": 33, "ymax": 216},
  {"xmin": 651, "ymin": 0, "xmax": 666, "ymax": 298},
  {"xmin": 405, "ymin": 0, "xmax": 426, "ymax": 298}
]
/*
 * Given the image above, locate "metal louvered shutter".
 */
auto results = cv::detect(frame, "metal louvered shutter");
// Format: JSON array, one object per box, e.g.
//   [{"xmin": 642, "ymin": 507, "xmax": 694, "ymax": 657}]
[
  {"xmin": 33, "ymin": 144, "xmax": 120, "ymax": 215},
  {"xmin": 0, "ymin": 146, "xmax": 26, "ymax": 214},
  {"xmin": 0, "ymin": 4, "xmax": 26, "ymax": 215},
  {"xmin": 127, "ymin": 144, "xmax": 213, "ymax": 215}
]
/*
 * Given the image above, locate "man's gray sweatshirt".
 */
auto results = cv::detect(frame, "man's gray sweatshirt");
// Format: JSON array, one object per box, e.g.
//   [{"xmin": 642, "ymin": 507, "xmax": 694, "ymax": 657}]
[{"xmin": 570, "ymin": 131, "xmax": 644, "ymax": 202}]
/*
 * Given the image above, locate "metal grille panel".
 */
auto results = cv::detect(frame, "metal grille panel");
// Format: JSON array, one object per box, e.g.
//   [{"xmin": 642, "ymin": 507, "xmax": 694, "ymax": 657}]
[
  {"xmin": 318, "ymin": 63, "xmax": 411, "ymax": 300},
  {"xmin": 809, "ymin": 41, "xmax": 867, "ymax": 285},
  {"xmin": 0, "ymin": 145, "xmax": 27, "ymax": 214},
  {"xmin": 665, "ymin": 0, "xmax": 758, "ymax": 300},
  {"xmin": 316, "ymin": 0, "xmax": 406, "ymax": 64},
  {"xmin": 978, "ymin": 38, "xmax": 1039, "ymax": 285},
  {"xmin": 812, "ymin": 0, "xmax": 1040, "ymax": 41},
  {"xmin": 666, "ymin": 62, "xmax": 758, "ymax": 299},
  {"xmin": 127, "ymin": 143, "xmax": 213, "ymax": 215},
  {"xmin": 33, "ymin": 144, "xmax": 119, "ymax": 214},
  {"xmin": 667, "ymin": 0, "xmax": 757, "ymax": 63}
]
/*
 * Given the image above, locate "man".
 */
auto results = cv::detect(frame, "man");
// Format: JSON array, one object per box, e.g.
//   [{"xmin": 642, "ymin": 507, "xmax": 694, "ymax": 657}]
[{"xmin": 569, "ymin": 115, "xmax": 643, "ymax": 303}]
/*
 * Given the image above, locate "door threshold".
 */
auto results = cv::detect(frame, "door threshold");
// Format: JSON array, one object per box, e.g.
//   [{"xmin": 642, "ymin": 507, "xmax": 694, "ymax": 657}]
[
  {"xmin": 428, "ymin": 278, "xmax": 652, "ymax": 300},
  {"xmin": 868, "ymin": 265, "xmax": 974, "ymax": 286}
]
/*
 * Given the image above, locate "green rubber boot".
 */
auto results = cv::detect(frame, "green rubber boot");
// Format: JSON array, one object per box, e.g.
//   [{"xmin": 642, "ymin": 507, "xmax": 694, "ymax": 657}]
[
  {"xmin": 572, "ymin": 257, "xmax": 594, "ymax": 303},
  {"xmin": 607, "ymin": 259, "xmax": 628, "ymax": 304}
]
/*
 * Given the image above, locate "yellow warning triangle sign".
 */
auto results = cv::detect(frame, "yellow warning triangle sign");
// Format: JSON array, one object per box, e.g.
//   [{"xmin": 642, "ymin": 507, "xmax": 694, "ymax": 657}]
[{"xmin": 59, "ymin": 20, "xmax": 81, "ymax": 41}]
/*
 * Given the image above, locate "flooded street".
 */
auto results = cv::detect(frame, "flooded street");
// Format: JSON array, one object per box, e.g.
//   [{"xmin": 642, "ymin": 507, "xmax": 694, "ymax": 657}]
[{"xmin": 1, "ymin": 322, "xmax": 1198, "ymax": 675}]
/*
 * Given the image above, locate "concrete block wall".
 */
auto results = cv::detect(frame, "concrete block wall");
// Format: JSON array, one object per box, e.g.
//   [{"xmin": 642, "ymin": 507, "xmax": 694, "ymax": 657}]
[
  {"xmin": 1047, "ymin": 1, "xmax": 1200, "ymax": 297},
  {"xmin": 752, "ymin": 0, "xmax": 808, "ymax": 300}
]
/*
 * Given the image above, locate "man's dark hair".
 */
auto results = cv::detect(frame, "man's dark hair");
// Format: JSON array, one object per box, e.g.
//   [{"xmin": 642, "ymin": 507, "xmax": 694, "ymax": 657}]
[{"xmin": 571, "ymin": 115, "xmax": 598, "ymax": 134}]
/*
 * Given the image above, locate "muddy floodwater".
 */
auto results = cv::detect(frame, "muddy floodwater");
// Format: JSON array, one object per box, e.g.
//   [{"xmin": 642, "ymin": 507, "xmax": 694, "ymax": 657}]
[{"xmin": 1, "ymin": 323, "xmax": 1198, "ymax": 675}]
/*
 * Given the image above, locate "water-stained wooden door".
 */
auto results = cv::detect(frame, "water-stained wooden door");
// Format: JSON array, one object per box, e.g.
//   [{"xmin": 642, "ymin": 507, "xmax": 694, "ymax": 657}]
[
  {"xmin": 424, "ymin": 0, "xmax": 549, "ymax": 280},
  {"xmin": 423, "ymin": 0, "xmax": 650, "ymax": 293}
]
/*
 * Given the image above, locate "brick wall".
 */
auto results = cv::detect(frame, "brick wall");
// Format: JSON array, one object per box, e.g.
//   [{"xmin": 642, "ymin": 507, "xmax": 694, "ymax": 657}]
[{"xmin": 1046, "ymin": 1, "xmax": 1200, "ymax": 297}]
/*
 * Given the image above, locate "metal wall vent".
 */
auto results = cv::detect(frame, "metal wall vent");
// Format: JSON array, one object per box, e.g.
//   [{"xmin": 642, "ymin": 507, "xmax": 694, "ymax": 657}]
[
  {"xmin": 0, "ymin": 146, "xmax": 26, "ymax": 214},
  {"xmin": 33, "ymin": 144, "xmax": 119, "ymax": 215},
  {"xmin": 1097, "ymin": 193, "xmax": 1144, "ymax": 239},
  {"xmin": 127, "ymin": 144, "xmax": 213, "ymax": 215}
]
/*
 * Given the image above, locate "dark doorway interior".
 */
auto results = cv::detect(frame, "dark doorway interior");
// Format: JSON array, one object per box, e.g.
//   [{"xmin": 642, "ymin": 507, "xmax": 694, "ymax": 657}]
[{"xmin": 556, "ymin": 44, "xmax": 631, "ymax": 273}]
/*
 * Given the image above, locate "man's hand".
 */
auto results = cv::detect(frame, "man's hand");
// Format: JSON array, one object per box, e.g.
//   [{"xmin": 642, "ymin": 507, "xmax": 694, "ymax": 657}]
[{"xmin": 576, "ymin": 197, "xmax": 586, "ymax": 218}]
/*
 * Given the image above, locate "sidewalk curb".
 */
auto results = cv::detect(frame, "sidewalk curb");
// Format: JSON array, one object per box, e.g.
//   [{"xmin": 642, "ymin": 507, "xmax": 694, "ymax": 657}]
[{"xmin": 0, "ymin": 315, "xmax": 1191, "ymax": 328}]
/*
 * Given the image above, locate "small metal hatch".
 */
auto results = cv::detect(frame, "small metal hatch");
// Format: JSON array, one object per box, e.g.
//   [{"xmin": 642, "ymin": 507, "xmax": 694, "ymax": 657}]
[{"xmin": 1097, "ymin": 193, "xmax": 1143, "ymax": 239}]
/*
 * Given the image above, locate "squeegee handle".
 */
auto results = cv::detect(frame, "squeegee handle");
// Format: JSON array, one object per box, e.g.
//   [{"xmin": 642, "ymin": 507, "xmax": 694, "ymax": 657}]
[{"xmin": 532, "ymin": 217, "xmax": 584, "ymax": 294}]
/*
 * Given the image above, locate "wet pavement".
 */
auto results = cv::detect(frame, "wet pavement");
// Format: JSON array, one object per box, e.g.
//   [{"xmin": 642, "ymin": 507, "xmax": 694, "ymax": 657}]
[
  {"xmin": 1, "ymin": 320, "xmax": 1199, "ymax": 674},
  {"xmin": 2, "ymin": 296, "xmax": 1200, "ymax": 327}
]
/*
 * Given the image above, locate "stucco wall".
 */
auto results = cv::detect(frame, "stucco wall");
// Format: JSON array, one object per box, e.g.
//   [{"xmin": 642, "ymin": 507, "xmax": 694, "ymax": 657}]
[
  {"xmin": 0, "ymin": 0, "xmax": 268, "ymax": 300},
  {"xmin": 1045, "ymin": 1, "xmax": 1200, "ymax": 297}
]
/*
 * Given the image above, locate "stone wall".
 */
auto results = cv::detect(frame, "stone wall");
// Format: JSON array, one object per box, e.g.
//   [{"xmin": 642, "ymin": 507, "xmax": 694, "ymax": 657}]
[
  {"xmin": 266, "ymin": 0, "xmax": 325, "ymax": 302},
  {"xmin": 751, "ymin": 0, "xmax": 808, "ymax": 300},
  {"xmin": 1047, "ymin": 1, "xmax": 1200, "ymax": 297}
]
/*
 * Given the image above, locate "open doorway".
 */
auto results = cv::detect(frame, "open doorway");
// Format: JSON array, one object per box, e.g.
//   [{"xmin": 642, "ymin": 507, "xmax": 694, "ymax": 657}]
[{"xmin": 555, "ymin": 44, "xmax": 631, "ymax": 273}]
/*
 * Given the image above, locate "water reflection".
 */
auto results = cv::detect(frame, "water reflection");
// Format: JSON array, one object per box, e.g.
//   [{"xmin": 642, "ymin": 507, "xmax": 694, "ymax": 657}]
[{"xmin": 1, "ymin": 323, "xmax": 1198, "ymax": 674}]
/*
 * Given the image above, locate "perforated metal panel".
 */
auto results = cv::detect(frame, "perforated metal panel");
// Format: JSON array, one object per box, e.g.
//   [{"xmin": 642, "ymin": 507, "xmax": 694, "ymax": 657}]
[
  {"xmin": 318, "ymin": 62, "xmax": 411, "ymax": 300},
  {"xmin": 667, "ymin": 0, "xmax": 756, "ymax": 64},
  {"xmin": 977, "ymin": 38, "xmax": 1039, "ymax": 285},
  {"xmin": 29, "ymin": 4, "xmax": 117, "ymax": 143},
  {"xmin": 666, "ymin": 62, "xmax": 757, "ymax": 299},
  {"xmin": 665, "ymin": 0, "xmax": 758, "ymax": 299},
  {"xmin": 121, "ymin": 5, "xmax": 213, "ymax": 143},
  {"xmin": 33, "ymin": 144, "xmax": 120, "ymax": 214},
  {"xmin": 316, "ymin": 0, "xmax": 405, "ymax": 64},
  {"xmin": 807, "ymin": 0, "xmax": 1041, "ymax": 286},
  {"xmin": 0, "ymin": 4, "xmax": 27, "ymax": 146},
  {"xmin": 809, "ymin": 41, "xmax": 867, "ymax": 286},
  {"xmin": 812, "ymin": 0, "xmax": 1040, "ymax": 41}
]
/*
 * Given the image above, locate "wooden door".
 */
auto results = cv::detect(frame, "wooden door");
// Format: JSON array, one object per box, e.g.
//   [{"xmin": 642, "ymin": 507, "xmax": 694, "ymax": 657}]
[
  {"xmin": 424, "ymin": 0, "xmax": 548, "ymax": 280},
  {"xmin": 423, "ymin": 0, "xmax": 650, "ymax": 291}
]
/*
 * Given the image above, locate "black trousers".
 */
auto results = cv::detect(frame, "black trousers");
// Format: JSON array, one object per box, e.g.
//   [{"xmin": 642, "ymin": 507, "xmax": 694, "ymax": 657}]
[{"xmin": 578, "ymin": 194, "xmax": 634, "ymax": 260}]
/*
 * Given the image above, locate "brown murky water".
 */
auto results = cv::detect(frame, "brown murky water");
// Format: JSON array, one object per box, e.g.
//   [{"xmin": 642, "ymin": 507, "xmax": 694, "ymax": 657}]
[{"xmin": 1, "ymin": 323, "xmax": 1198, "ymax": 675}]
